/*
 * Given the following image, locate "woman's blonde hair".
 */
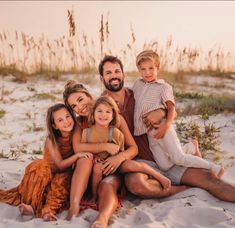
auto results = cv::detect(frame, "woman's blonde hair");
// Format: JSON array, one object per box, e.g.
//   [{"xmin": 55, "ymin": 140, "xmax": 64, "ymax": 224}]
[
  {"xmin": 89, "ymin": 96, "xmax": 120, "ymax": 127},
  {"xmin": 136, "ymin": 50, "xmax": 160, "ymax": 69}
]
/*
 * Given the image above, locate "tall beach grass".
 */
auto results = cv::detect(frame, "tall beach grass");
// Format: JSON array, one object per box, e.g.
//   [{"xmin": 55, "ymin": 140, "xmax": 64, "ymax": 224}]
[{"xmin": 0, "ymin": 9, "xmax": 235, "ymax": 80}]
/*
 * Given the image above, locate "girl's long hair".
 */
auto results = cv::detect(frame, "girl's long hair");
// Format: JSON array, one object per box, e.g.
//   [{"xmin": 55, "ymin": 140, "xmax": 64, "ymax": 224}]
[
  {"xmin": 89, "ymin": 96, "xmax": 120, "ymax": 127},
  {"xmin": 46, "ymin": 103, "xmax": 77, "ymax": 148}
]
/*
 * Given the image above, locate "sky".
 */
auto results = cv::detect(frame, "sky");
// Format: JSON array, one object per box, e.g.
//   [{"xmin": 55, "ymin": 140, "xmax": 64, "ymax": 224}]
[{"xmin": 0, "ymin": 1, "xmax": 235, "ymax": 52}]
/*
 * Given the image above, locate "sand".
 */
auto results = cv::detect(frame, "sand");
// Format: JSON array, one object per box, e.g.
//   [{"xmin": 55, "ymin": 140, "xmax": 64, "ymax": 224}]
[{"xmin": 0, "ymin": 75, "xmax": 235, "ymax": 227}]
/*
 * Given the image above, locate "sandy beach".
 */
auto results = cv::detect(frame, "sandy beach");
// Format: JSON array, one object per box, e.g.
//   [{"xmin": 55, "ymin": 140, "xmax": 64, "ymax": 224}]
[{"xmin": 0, "ymin": 75, "xmax": 235, "ymax": 227}]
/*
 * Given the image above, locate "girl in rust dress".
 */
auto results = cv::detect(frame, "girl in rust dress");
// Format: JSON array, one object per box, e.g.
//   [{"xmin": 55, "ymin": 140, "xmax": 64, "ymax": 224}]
[{"xmin": 0, "ymin": 104, "xmax": 93, "ymax": 221}]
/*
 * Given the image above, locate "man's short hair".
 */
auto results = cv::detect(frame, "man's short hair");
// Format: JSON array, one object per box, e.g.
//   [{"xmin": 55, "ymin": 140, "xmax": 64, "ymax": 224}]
[{"xmin": 98, "ymin": 55, "xmax": 124, "ymax": 76}]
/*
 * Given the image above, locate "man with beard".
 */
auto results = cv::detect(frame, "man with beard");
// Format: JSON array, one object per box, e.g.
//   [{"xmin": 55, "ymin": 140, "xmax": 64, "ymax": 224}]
[{"xmin": 99, "ymin": 55, "xmax": 235, "ymax": 202}]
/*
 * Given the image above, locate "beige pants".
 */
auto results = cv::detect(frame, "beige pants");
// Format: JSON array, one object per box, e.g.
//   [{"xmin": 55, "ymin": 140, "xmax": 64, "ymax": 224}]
[{"xmin": 148, "ymin": 125, "xmax": 221, "ymax": 174}]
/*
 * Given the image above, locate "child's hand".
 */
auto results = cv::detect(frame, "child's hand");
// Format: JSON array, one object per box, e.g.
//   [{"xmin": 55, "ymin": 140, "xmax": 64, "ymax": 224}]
[
  {"xmin": 153, "ymin": 123, "xmax": 169, "ymax": 139},
  {"xmin": 142, "ymin": 109, "xmax": 165, "ymax": 129},
  {"xmin": 160, "ymin": 176, "xmax": 171, "ymax": 191},
  {"xmin": 78, "ymin": 152, "xmax": 93, "ymax": 159},
  {"xmin": 105, "ymin": 143, "xmax": 119, "ymax": 155},
  {"xmin": 93, "ymin": 157, "xmax": 104, "ymax": 164}
]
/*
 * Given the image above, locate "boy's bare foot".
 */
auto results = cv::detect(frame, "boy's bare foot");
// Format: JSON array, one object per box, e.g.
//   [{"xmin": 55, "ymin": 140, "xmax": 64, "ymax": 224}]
[
  {"xmin": 43, "ymin": 212, "xmax": 57, "ymax": 221},
  {"xmin": 19, "ymin": 203, "xmax": 34, "ymax": 216},
  {"xmin": 217, "ymin": 166, "xmax": 225, "ymax": 178},
  {"xmin": 191, "ymin": 139, "xmax": 202, "ymax": 157}
]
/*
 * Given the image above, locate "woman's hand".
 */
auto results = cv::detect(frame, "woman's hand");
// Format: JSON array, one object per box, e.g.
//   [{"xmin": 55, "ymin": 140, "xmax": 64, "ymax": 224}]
[
  {"xmin": 105, "ymin": 143, "xmax": 120, "ymax": 155},
  {"xmin": 102, "ymin": 154, "xmax": 124, "ymax": 176}
]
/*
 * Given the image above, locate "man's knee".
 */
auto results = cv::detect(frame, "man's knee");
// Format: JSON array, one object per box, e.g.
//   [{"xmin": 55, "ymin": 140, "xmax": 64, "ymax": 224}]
[
  {"xmin": 201, "ymin": 170, "xmax": 221, "ymax": 187},
  {"xmin": 181, "ymin": 168, "xmax": 219, "ymax": 187}
]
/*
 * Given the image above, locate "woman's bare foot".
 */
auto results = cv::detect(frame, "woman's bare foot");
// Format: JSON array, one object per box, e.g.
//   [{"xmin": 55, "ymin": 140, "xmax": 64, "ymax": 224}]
[
  {"xmin": 18, "ymin": 203, "xmax": 34, "ymax": 216},
  {"xmin": 43, "ymin": 212, "xmax": 57, "ymax": 221},
  {"xmin": 91, "ymin": 221, "xmax": 107, "ymax": 228},
  {"xmin": 66, "ymin": 203, "xmax": 80, "ymax": 221},
  {"xmin": 91, "ymin": 216, "xmax": 108, "ymax": 228},
  {"xmin": 191, "ymin": 139, "xmax": 202, "ymax": 157},
  {"xmin": 217, "ymin": 166, "xmax": 225, "ymax": 178}
]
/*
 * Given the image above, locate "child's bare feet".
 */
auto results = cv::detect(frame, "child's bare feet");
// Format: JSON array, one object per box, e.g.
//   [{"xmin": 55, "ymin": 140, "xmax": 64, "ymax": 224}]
[
  {"xmin": 191, "ymin": 139, "xmax": 202, "ymax": 157},
  {"xmin": 43, "ymin": 212, "xmax": 57, "ymax": 221},
  {"xmin": 18, "ymin": 203, "xmax": 34, "ymax": 216},
  {"xmin": 217, "ymin": 166, "xmax": 225, "ymax": 178}
]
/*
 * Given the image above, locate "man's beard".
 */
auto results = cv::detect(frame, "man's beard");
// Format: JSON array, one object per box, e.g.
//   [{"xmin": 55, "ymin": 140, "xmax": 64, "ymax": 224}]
[{"xmin": 103, "ymin": 78, "xmax": 124, "ymax": 92}]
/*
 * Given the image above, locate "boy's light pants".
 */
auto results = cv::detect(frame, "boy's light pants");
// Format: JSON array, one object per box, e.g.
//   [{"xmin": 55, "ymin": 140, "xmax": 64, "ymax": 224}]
[{"xmin": 147, "ymin": 125, "xmax": 221, "ymax": 174}]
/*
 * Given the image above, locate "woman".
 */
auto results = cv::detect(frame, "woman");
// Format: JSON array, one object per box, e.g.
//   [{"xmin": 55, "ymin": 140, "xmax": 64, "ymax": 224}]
[{"xmin": 63, "ymin": 81, "xmax": 138, "ymax": 228}]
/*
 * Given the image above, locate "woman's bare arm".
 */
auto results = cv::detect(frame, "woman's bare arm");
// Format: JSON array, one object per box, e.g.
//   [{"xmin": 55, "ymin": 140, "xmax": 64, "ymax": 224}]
[
  {"xmin": 72, "ymin": 124, "xmax": 119, "ymax": 155},
  {"xmin": 102, "ymin": 115, "xmax": 138, "ymax": 175},
  {"xmin": 45, "ymin": 138, "xmax": 88, "ymax": 171}
]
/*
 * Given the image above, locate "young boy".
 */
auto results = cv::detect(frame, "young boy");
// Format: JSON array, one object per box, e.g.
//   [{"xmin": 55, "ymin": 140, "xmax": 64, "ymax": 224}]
[{"xmin": 132, "ymin": 50, "xmax": 224, "ymax": 177}]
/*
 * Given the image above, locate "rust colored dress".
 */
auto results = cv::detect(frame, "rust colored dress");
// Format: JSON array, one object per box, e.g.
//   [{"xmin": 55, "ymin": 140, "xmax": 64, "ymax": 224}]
[{"xmin": 0, "ymin": 136, "xmax": 73, "ymax": 217}]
